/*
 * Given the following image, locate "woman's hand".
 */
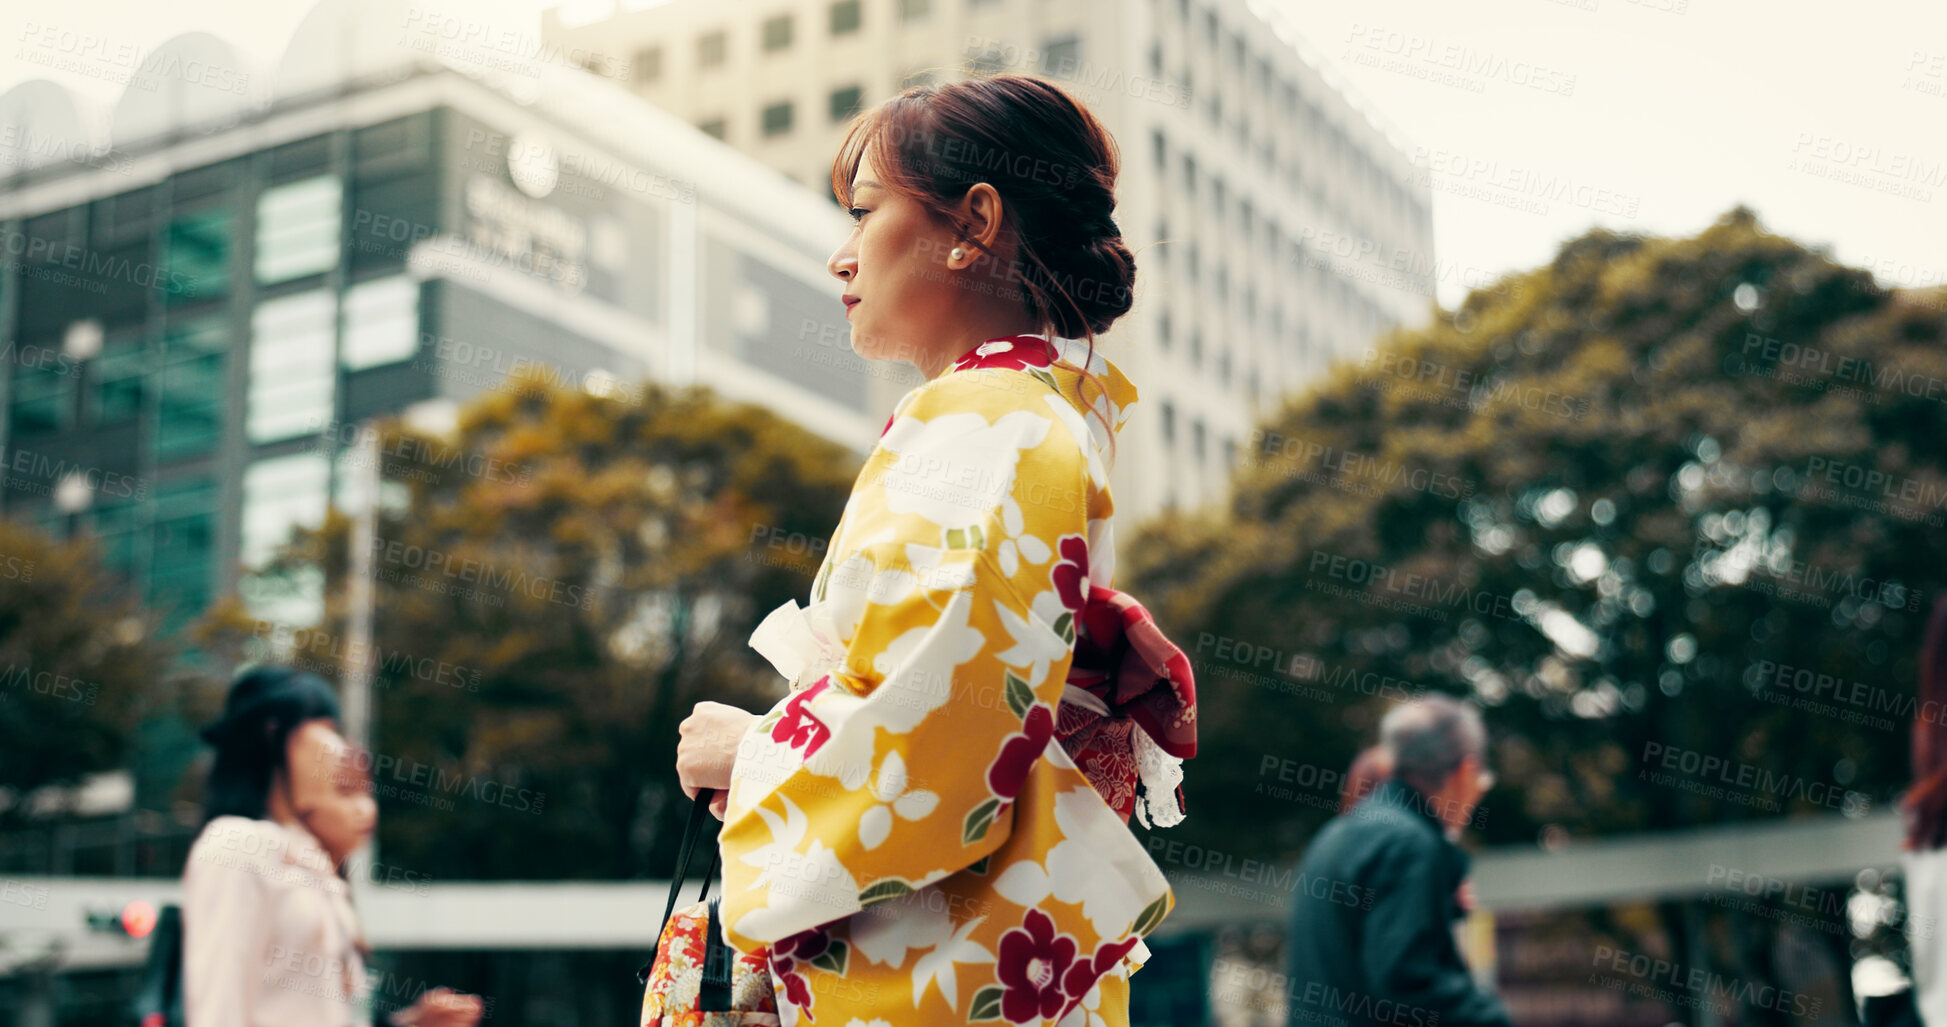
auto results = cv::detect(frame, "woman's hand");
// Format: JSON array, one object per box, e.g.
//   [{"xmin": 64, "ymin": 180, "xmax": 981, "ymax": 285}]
[
  {"xmin": 391, "ymin": 987, "xmax": 483, "ymax": 1027},
  {"xmin": 676, "ymin": 701, "xmax": 758, "ymax": 819}
]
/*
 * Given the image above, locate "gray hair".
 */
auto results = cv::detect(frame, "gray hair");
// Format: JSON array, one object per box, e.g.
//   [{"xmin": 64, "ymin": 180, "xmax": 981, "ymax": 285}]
[{"xmin": 1379, "ymin": 694, "xmax": 1486, "ymax": 791}]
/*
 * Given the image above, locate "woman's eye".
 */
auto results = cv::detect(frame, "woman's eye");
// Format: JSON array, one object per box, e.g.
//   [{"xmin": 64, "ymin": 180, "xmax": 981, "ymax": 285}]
[{"xmin": 847, "ymin": 207, "xmax": 869, "ymax": 223}]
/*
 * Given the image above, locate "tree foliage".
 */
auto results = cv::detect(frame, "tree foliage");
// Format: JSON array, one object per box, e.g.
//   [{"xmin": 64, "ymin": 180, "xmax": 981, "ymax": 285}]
[
  {"xmin": 0, "ymin": 519, "xmax": 184, "ymax": 816},
  {"xmin": 215, "ymin": 372, "xmax": 858, "ymax": 879},
  {"xmin": 1127, "ymin": 208, "xmax": 1947, "ymax": 860}
]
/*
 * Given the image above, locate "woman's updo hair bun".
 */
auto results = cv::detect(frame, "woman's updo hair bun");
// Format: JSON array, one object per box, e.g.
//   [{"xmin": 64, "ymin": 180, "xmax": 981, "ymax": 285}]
[
  {"xmin": 831, "ymin": 72, "xmax": 1138, "ymax": 343},
  {"xmin": 1037, "ymin": 222, "xmax": 1138, "ymax": 338}
]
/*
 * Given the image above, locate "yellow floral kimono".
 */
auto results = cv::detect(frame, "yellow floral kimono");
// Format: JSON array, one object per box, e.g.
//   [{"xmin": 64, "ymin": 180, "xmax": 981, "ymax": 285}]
[{"xmin": 720, "ymin": 334, "xmax": 1175, "ymax": 1026}]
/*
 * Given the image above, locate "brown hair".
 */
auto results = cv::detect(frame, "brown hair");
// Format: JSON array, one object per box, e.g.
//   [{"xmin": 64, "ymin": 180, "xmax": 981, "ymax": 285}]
[
  {"xmin": 1903, "ymin": 595, "xmax": 1947, "ymax": 850},
  {"xmin": 830, "ymin": 73, "xmax": 1134, "ymax": 460}
]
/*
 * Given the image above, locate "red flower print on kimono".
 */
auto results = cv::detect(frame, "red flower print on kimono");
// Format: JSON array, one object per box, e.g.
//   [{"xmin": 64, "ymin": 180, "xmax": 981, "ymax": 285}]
[
  {"xmin": 771, "ymin": 676, "xmax": 833, "ymax": 758},
  {"xmin": 1050, "ymin": 535, "xmax": 1089, "ymax": 615},
  {"xmin": 950, "ymin": 336, "xmax": 1057, "ymax": 374},
  {"xmin": 986, "ymin": 703, "xmax": 1056, "ymax": 801},
  {"xmin": 994, "ymin": 909, "xmax": 1078, "ymax": 1023},
  {"xmin": 1062, "ymin": 934, "xmax": 1141, "ymax": 1005},
  {"xmin": 770, "ymin": 925, "xmax": 828, "ymax": 1016}
]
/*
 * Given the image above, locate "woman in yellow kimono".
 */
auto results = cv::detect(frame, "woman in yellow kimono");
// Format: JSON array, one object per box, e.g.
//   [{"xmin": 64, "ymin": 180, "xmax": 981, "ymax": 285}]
[{"xmin": 674, "ymin": 74, "xmax": 1186, "ymax": 1026}]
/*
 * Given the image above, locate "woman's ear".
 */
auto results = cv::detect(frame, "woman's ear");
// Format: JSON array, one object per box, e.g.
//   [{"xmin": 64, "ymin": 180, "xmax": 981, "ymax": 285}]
[{"xmin": 956, "ymin": 183, "xmax": 1008, "ymax": 265}]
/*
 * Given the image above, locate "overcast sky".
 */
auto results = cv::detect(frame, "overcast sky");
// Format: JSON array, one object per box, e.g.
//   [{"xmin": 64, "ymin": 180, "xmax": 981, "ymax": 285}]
[{"xmin": 5, "ymin": 0, "xmax": 1942, "ymax": 309}]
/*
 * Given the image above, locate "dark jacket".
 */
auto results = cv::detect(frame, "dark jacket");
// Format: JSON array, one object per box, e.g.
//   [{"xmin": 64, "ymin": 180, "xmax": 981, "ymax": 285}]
[{"xmin": 1283, "ymin": 778, "xmax": 1512, "ymax": 1027}]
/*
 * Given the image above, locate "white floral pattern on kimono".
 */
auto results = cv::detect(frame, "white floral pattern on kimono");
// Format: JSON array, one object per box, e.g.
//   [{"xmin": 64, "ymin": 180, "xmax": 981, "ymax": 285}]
[{"xmin": 720, "ymin": 335, "xmax": 1173, "ymax": 1026}]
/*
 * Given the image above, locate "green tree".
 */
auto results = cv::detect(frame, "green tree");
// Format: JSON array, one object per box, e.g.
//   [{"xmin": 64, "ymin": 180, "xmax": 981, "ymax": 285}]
[
  {"xmin": 1126, "ymin": 208, "xmax": 1946, "ymax": 1009},
  {"xmin": 0, "ymin": 519, "xmax": 184, "ymax": 819},
  {"xmin": 221, "ymin": 371, "xmax": 857, "ymax": 880}
]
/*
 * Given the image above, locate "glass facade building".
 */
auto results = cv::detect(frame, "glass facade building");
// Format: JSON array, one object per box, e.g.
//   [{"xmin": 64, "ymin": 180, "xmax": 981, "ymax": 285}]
[{"xmin": 0, "ymin": 57, "xmax": 892, "ymax": 638}]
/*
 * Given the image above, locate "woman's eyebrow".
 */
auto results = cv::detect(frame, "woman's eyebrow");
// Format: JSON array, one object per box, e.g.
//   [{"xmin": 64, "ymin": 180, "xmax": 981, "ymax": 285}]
[{"xmin": 853, "ymin": 179, "xmax": 883, "ymax": 193}]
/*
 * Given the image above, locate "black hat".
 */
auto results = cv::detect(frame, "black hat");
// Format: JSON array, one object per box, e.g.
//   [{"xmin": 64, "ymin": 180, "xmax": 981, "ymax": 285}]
[{"xmin": 199, "ymin": 665, "xmax": 342, "ymax": 747}]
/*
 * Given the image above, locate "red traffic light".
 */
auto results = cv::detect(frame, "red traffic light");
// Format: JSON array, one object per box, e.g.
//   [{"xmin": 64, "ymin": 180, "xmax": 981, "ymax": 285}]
[{"xmin": 120, "ymin": 900, "xmax": 157, "ymax": 939}]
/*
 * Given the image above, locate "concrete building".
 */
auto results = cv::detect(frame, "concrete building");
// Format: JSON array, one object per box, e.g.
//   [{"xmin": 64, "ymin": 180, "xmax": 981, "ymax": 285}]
[
  {"xmin": 0, "ymin": 0, "xmax": 909, "ymax": 636},
  {"xmin": 545, "ymin": 0, "xmax": 1439, "ymax": 518}
]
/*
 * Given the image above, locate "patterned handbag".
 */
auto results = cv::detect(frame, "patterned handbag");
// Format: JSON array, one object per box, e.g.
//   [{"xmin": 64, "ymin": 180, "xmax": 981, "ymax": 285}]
[{"xmin": 637, "ymin": 788, "xmax": 781, "ymax": 1026}]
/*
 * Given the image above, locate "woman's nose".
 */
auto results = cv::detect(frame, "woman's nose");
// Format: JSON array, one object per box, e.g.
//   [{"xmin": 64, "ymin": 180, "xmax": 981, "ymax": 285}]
[{"xmin": 828, "ymin": 244, "xmax": 856, "ymax": 281}]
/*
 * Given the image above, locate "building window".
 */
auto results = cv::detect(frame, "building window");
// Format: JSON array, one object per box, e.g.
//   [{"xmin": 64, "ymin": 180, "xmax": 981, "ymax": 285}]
[
  {"xmin": 241, "ymin": 453, "xmax": 328, "ymax": 572},
  {"xmin": 150, "ymin": 476, "xmax": 217, "ymax": 629},
  {"xmin": 1182, "ymin": 154, "xmax": 1196, "ymax": 198},
  {"xmin": 1189, "ymin": 332, "xmax": 1203, "ymax": 367},
  {"xmin": 90, "ymin": 330, "xmax": 147, "ymax": 426},
  {"xmin": 1160, "ymin": 400, "xmax": 1176, "ymax": 445},
  {"xmin": 1149, "ymin": 41, "xmax": 1163, "ymax": 76},
  {"xmin": 761, "ymin": 101, "xmax": 795, "ymax": 136},
  {"xmin": 166, "ymin": 208, "xmax": 232, "ymax": 306},
  {"xmin": 8, "ymin": 342, "xmax": 71, "ymax": 436},
  {"xmin": 899, "ymin": 0, "xmax": 930, "ymax": 21},
  {"xmin": 633, "ymin": 46, "xmax": 663, "ymax": 85},
  {"xmin": 1151, "ymin": 129, "xmax": 1166, "ymax": 171},
  {"xmin": 698, "ymin": 30, "xmax": 727, "ymax": 68},
  {"xmin": 1040, "ymin": 35, "xmax": 1080, "ymax": 78},
  {"xmin": 830, "ymin": 0, "xmax": 862, "ymax": 34},
  {"xmin": 829, "ymin": 85, "xmax": 865, "ymax": 123},
  {"xmin": 762, "ymin": 14, "xmax": 793, "ymax": 52},
  {"xmin": 1192, "ymin": 419, "xmax": 1207, "ymax": 460},
  {"xmin": 247, "ymin": 290, "xmax": 335, "ymax": 444},
  {"xmin": 158, "ymin": 315, "xmax": 227, "ymax": 463},
  {"xmin": 90, "ymin": 495, "xmax": 141, "ymax": 580},
  {"xmin": 255, "ymin": 175, "xmax": 339, "ymax": 285},
  {"xmin": 342, "ymin": 276, "xmax": 419, "ymax": 370},
  {"xmin": 699, "ymin": 118, "xmax": 728, "ymax": 140},
  {"xmin": 1158, "ymin": 310, "xmax": 1172, "ymax": 351}
]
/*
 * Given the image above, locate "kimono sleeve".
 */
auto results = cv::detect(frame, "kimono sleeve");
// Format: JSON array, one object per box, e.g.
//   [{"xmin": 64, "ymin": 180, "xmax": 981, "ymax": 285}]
[{"xmin": 717, "ymin": 370, "xmax": 1093, "ymax": 953}]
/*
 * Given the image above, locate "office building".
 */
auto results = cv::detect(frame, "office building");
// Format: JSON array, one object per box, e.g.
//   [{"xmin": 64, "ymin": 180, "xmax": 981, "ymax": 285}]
[
  {"xmin": 0, "ymin": 1, "xmax": 901, "ymax": 634},
  {"xmin": 545, "ymin": 0, "xmax": 1439, "ymax": 517}
]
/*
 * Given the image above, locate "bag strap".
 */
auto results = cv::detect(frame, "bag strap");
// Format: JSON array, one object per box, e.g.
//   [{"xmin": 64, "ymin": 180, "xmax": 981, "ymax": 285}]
[{"xmin": 636, "ymin": 788, "xmax": 722, "ymax": 984}]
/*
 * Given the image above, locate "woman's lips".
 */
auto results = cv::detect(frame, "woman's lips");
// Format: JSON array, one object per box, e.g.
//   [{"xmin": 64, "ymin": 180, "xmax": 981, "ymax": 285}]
[{"xmin": 844, "ymin": 297, "xmax": 860, "ymax": 317}]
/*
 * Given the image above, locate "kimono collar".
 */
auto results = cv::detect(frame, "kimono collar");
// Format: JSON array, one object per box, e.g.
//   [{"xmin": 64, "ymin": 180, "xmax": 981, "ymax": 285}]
[{"xmin": 942, "ymin": 334, "xmax": 1140, "ymax": 468}]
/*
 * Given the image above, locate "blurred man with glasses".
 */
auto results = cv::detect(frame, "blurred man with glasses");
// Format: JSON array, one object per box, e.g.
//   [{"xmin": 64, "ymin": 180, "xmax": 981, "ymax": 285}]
[{"xmin": 1284, "ymin": 694, "xmax": 1510, "ymax": 1027}]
